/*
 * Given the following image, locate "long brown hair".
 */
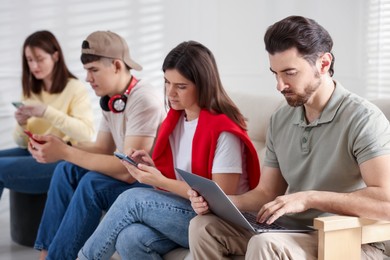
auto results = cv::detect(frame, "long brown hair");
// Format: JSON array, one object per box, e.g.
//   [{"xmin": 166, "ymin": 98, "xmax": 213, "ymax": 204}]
[
  {"xmin": 22, "ymin": 30, "xmax": 76, "ymax": 97},
  {"xmin": 162, "ymin": 41, "xmax": 247, "ymax": 130}
]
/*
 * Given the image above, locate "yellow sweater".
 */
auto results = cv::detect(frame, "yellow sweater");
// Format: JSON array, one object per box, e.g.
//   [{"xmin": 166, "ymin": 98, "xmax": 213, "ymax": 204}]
[{"xmin": 13, "ymin": 78, "xmax": 95, "ymax": 148}]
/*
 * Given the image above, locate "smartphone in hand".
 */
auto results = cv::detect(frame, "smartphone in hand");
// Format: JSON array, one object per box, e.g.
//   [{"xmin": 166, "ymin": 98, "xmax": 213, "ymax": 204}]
[
  {"xmin": 24, "ymin": 130, "xmax": 46, "ymax": 144},
  {"xmin": 12, "ymin": 101, "xmax": 24, "ymax": 108},
  {"xmin": 114, "ymin": 151, "xmax": 138, "ymax": 167}
]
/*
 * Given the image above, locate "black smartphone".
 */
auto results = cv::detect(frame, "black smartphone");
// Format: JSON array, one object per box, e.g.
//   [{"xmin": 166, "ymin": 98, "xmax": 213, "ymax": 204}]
[{"xmin": 113, "ymin": 151, "xmax": 138, "ymax": 166}]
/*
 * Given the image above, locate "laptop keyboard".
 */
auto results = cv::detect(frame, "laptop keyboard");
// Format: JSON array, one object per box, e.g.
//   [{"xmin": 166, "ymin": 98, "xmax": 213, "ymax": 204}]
[{"xmin": 242, "ymin": 212, "xmax": 286, "ymax": 231}]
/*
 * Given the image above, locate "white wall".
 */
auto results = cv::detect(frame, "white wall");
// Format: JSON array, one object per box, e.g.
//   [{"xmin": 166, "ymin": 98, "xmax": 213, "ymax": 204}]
[{"xmin": 0, "ymin": 0, "xmax": 367, "ymax": 149}]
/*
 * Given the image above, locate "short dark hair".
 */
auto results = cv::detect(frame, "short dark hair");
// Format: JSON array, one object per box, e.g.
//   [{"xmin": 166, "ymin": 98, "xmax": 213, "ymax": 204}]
[
  {"xmin": 80, "ymin": 53, "xmax": 101, "ymax": 64},
  {"xmin": 264, "ymin": 15, "xmax": 335, "ymax": 76},
  {"xmin": 80, "ymin": 53, "xmax": 131, "ymax": 70}
]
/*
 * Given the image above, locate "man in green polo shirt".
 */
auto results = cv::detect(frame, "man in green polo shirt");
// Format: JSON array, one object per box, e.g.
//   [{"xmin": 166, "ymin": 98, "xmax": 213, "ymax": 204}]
[{"xmin": 187, "ymin": 15, "xmax": 390, "ymax": 259}]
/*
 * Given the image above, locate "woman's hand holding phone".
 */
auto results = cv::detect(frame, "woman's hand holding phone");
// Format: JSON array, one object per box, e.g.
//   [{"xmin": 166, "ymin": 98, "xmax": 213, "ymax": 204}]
[
  {"xmin": 18, "ymin": 104, "xmax": 47, "ymax": 118},
  {"xmin": 12, "ymin": 101, "xmax": 24, "ymax": 108},
  {"xmin": 24, "ymin": 130, "xmax": 46, "ymax": 144},
  {"xmin": 116, "ymin": 151, "xmax": 164, "ymax": 187},
  {"xmin": 128, "ymin": 149, "xmax": 155, "ymax": 167},
  {"xmin": 13, "ymin": 102, "xmax": 28, "ymax": 125},
  {"xmin": 114, "ymin": 152, "xmax": 138, "ymax": 166}
]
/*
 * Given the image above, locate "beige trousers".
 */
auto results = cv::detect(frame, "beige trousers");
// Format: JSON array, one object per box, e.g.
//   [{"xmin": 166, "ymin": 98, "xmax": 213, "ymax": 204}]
[{"xmin": 189, "ymin": 214, "xmax": 385, "ymax": 260}]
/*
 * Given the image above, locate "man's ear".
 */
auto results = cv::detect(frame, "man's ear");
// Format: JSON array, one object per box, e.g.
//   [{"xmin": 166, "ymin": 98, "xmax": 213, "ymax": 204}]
[
  {"xmin": 113, "ymin": 59, "xmax": 123, "ymax": 73},
  {"xmin": 319, "ymin": 52, "xmax": 332, "ymax": 74}
]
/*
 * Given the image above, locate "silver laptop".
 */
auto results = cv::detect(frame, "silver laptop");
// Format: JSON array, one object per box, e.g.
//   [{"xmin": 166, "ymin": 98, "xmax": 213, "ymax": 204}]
[{"xmin": 176, "ymin": 168, "xmax": 314, "ymax": 233}]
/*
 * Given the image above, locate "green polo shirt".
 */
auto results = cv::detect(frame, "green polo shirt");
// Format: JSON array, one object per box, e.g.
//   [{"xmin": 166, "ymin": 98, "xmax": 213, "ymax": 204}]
[{"xmin": 264, "ymin": 81, "xmax": 390, "ymax": 224}]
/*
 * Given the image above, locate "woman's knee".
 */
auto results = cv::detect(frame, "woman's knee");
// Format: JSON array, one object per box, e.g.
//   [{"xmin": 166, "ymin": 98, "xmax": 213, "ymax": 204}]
[
  {"xmin": 115, "ymin": 224, "xmax": 157, "ymax": 257},
  {"xmin": 115, "ymin": 187, "xmax": 159, "ymax": 205},
  {"xmin": 116, "ymin": 226, "xmax": 137, "ymax": 254}
]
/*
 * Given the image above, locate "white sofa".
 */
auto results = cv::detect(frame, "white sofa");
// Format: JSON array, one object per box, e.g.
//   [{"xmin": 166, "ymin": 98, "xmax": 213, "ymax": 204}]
[{"xmin": 163, "ymin": 90, "xmax": 390, "ymax": 260}]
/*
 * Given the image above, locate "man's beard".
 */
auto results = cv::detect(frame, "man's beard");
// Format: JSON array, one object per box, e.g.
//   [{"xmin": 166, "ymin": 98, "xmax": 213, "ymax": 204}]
[{"xmin": 282, "ymin": 72, "xmax": 321, "ymax": 107}]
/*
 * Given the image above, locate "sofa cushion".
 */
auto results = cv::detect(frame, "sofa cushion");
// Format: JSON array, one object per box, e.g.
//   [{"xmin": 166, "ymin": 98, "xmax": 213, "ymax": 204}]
[{"xmin": 228, "ymin": 91, "xmax": 285, "ymax": 164}]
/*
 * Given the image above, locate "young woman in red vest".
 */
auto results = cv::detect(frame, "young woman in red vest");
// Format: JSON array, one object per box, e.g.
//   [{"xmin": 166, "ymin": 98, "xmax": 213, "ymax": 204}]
[{"xmin": 78, "ymin": 41, "xmax": 261, "ymax": 260}]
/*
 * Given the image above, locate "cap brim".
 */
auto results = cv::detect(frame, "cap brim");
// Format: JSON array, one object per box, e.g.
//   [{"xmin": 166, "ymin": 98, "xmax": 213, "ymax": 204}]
[{"xmin": 125, "ymin": 58, "xmax": 142, "ymax": 71}]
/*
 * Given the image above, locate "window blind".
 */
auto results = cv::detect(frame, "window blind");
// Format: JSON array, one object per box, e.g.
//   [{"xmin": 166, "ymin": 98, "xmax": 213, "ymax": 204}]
[{"xmin": 366, "ymin": 0, "xmax": 390, "ymax": 98}]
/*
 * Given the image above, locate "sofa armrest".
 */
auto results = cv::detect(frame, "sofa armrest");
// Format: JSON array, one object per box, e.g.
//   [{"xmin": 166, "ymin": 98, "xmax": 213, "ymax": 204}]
[{"xmin": 314, "ymin": 216, "xmax": 390, "ymax": 260}]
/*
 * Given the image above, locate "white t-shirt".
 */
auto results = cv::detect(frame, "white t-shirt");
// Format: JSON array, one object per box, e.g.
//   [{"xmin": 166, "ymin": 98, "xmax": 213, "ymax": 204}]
[{"xmin": 169, "ymin": 114, "xmax": 249, "ymax": 194}]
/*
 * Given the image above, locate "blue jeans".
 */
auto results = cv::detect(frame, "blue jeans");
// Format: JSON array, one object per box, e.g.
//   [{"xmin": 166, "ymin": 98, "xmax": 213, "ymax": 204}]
[
  {"xmin": 0, "ymin": 147, "xmax": 58, "ymax": 198},
  {"xmin": 34, "ymin": 161, "xmax": 150, "ymax": 260},
  {"xmin": 78, "ymin": 188, "xmax": 197, "ymax": 260}
]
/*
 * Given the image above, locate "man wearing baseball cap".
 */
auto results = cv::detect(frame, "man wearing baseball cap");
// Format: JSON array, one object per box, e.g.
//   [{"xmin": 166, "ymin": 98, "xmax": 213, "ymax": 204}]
[{"xmin": 30, "ymin": 31, "xmax": 166, "ymax": 260}]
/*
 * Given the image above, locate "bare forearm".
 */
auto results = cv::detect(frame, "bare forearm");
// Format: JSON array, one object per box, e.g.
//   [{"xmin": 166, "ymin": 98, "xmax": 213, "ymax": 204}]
[
  {"xmin": 74, "ymin": 141, "xmax": 111, "ymax": 154},
  {"xmin": 310, "ymin": 188, "xmax": 390, "ymax": 220},
  {"xmin": 62, "ymin": 146, "xmax": 135, "ymax": 183}
]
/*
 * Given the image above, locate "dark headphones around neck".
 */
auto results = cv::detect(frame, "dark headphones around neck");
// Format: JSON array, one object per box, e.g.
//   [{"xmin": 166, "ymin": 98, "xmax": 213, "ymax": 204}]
[{"xmin": 100, "ymin": 76, "xmax": 139, "ymax": 113}]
